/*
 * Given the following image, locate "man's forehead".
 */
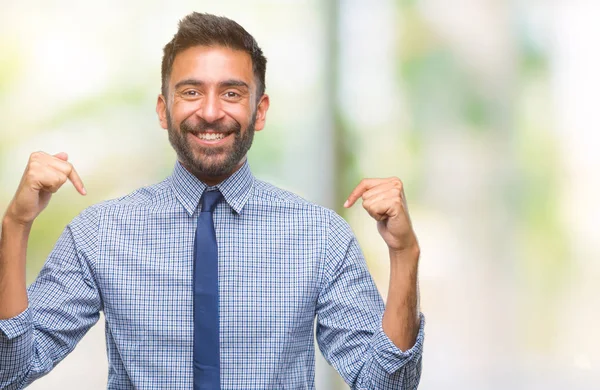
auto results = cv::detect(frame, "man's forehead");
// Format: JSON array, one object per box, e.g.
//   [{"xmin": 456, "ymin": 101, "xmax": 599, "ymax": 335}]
[{"xmin": 170, "ymin": 45, "xmax": 254, "ymax": 85}]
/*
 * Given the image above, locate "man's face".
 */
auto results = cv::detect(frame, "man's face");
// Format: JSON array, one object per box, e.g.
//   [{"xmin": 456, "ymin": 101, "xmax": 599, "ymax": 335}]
[{"xmin": 157, "ymin": 45, "xmax": 269, "ymax": 181}]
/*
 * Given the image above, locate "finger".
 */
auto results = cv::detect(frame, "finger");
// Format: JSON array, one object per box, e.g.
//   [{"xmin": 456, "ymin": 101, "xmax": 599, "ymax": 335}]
[
  {"xmin": 362, "ymin": 178, "xmax": 409, "ymax": 212},
  {"xmin": 45, "ymin": 170, "xmax": 69, "ymax": 193},
  {"xmin": 45, "ymin": 156, "xmax": 73, "ymax": 175},
  {"xmin": 362, "ymin": 201, "xmax": 388, "ymax": 221},
  {"xmin": 344, "ymin": 178, "xmax": 389, "ymax": 208},
  {"xmin": 53, "ymin": 152, "xmax": 68, "ymax": 161},
  {"xmin": 26, "ymin": 152, "xmax": 86, "ymax": 196},
  {"xmin": 364, "ymin": 192, "xmax": 414, "ymax": 228},
  {"xmin": 361, "ymin": 181, "xmax": 402, "ymax": 202},
  {"xmin": 31, "ymin": 167, "xmax": 67, "ymax": 194},
  {"xmin": 45, "ymin": 157, "xmax": 86, "ymax": 195},
  {"xmin": 67, "ymin": 166, "xmax": 86, "ymax": 195},
  {"xmin": 362, "ymin": 193, "xmax": 402, "ymax": 220}
]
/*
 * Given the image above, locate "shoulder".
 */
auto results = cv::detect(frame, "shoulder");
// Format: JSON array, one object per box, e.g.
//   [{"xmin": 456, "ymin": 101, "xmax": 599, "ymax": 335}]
[
  {"xmin": 251, "ymin": 180, "xmax": 352, "ymax": 233},
  {"xmin": 252, "ymin": 180, "xmax": 327, "ymax": 214},
  {"xmin": 70, "ymin": 179, "xmax": 173, "ymax": 227}
]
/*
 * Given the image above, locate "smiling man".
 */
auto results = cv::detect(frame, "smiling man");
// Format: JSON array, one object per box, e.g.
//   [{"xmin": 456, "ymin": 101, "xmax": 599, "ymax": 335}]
[{"xmin": 0, "ymin": 12, "xmax": 424, "ymax": 390}]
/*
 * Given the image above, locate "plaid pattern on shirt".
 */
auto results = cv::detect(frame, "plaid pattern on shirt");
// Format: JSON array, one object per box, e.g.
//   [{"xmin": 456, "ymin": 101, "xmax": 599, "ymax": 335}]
[{"xmin": 0, "ymin": 160, "xmax": 424, "ymax": 389}]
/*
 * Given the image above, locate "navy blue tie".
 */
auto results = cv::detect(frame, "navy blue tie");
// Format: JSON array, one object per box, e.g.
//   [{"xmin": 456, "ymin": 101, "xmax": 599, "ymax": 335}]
[{"xmin": 194, "ymin": 189, "xmax": 223, "ymax": 390}]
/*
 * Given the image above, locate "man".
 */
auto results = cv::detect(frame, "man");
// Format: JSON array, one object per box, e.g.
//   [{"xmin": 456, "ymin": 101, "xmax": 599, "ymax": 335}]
[{"xmin": 0, "ymin": 12, "xmax": 424, "ymax": 390}]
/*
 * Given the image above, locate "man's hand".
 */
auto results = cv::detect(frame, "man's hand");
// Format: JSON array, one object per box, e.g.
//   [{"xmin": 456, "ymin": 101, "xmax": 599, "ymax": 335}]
[
  {"xmin": 5, "ymin": 151, "xmax": 86, "ymax": 226},
  {"xmin": 345, "ymin": 177, "xmax": 421, "ymax": 350},
  {"xmin": 344, "ymin": 177, "xmax": 418, "ymax": 254},
  {"xmin": 0, "ymin": 151, "xmax": 85, "ymax": 319}
]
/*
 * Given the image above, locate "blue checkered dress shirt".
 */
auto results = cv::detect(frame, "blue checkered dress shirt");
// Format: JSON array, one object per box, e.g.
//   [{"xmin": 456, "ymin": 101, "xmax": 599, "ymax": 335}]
[{"xmin": 0, "ymin": 160, "xmax": 424, "ymax": 389}]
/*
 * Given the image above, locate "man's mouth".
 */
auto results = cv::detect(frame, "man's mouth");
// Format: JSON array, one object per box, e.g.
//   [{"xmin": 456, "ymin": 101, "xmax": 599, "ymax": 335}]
[
  {"xmin": 195, "ymin": 132, "xmax": 228, "ymax": 141},
  {"xmin": 190, "ymin": 131, "xmax": 234, "ymax": 146}
]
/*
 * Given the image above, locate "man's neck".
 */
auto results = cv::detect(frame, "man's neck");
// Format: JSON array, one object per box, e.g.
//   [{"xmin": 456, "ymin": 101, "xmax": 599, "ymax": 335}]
[{"xmin": 180, "ymin": 158, "xmax": 246, "ymax": 187}]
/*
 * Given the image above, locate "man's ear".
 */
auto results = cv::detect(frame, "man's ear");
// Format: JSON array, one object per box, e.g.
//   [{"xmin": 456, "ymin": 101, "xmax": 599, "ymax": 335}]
[
  {"xmin": 253, "ymin": 94, "xmax": 270, "ymax": 132},
  {"xmin": 156, "ymin": 94, "xmax": 168, "ymax": 130}
]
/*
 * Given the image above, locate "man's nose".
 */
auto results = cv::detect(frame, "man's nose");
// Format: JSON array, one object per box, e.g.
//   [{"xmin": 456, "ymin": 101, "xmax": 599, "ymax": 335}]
[{"xmin": 196, "ymin": 93, "xmax": 225, "ymax": 123}]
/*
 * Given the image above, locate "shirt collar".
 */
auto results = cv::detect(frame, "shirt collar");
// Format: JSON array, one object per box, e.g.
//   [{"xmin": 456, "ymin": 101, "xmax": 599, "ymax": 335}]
[{"xmin": 169, "ymin": 159, "xmax": 255, "ymax": 216}]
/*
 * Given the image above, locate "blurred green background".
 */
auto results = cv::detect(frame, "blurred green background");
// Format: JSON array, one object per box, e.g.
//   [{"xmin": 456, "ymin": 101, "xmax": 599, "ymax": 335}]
[{"xmin": 1, "ymin": 0, "xmax": 599, "ymax": 388}]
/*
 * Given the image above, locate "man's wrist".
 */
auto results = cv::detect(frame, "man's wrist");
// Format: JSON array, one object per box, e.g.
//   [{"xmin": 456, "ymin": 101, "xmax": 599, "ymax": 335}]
[
  {"xmin": 388, "ymin": 243, "xmax": 420, "ymax": 265},
  {"xmin": 1, "ymin": 214, "xmax": 33, "ymax": 255},
  {"xmin": 2, "ymin": 211, "xmax": 33, "ymax": 234}
]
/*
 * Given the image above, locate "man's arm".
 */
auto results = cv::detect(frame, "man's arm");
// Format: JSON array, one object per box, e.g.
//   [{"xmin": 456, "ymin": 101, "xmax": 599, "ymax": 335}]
[
  {"xmin": 382, "ymin": 248, "xmax": 420, "ymax": 351},
  {"xmin": 315, "ymin": 211, "xmax": 424, "ymax": 390},
  {"xmin": 0, "ymin": 151, "xmax": 95, "ymax": 389},
  {"xmin": 0, "ymin": 151, "xmax": 85, "ymax": 319},
  {"xmin": 345, "ymin": 177, "xmax": 421, "ymax": 351},
  {"xmin": 0, "ymin": 218, "xmax": 31, "ymax": 320}
]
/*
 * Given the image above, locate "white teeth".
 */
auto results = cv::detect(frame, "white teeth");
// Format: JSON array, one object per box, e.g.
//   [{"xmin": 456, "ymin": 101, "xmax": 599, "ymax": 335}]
[{"xmin": 197, "ymin": 133, "xmax": 225, "ymax": 141}]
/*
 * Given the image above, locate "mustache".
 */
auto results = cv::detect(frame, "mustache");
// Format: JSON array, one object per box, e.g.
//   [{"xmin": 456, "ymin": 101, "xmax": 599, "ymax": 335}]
[{"xmin": 180, "ymin": 118, "xmax": 241, "ymax": 134}]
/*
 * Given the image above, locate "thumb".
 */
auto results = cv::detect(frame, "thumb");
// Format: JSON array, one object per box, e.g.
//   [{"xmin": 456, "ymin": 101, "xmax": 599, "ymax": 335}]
[{"xmin": 53, "ymin": 152, "xmax": 69, "ymax": 161}]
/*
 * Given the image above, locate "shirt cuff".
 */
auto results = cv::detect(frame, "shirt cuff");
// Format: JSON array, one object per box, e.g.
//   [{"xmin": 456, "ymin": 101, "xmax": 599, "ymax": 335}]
[
  {"xmin": 0, "ymin": 308, "xmax": 32, "ymax": 340},
  {"xmin": 372, "ymin": 312, "xmax": 425, "ymax": 375}
]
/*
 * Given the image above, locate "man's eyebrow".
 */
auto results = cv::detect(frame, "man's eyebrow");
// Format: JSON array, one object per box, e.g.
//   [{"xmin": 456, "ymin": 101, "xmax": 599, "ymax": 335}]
[
  {"xmin": 219, "ymin": 79, "xmax": 250, "ymax": 90},
  {"xmin": 173, "ymin": 79, "xmax": 250, "ymax": 91},
  {"xmin": 174, "ymin": 79, "xmax": 204, "ymax": 90}
]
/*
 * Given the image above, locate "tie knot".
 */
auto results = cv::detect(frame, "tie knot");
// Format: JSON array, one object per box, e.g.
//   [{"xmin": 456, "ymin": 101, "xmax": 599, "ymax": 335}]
[{"xmin": 201, "ymin": 190, "xmax": 223, "ymax": 212}]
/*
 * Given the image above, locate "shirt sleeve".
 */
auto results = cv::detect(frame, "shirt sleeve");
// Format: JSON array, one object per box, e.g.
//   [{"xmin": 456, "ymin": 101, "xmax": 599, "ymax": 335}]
[
  {"xmin": 315, "ymin": 211, "xmax": 425, "ymax": 390},
  {"xmin": 0, "ymin": 207, "xmax": 103, "ymax": 389}
]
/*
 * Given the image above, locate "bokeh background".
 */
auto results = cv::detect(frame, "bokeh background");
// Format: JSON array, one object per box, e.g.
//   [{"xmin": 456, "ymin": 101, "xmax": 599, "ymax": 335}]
[{"xmin": 1, "ymin": 0, "xmax": 599, "ymax": 388}]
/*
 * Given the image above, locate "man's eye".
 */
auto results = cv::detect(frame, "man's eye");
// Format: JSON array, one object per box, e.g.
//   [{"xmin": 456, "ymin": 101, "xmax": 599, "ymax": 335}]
[
  {"xmin": 184, "ymin": 90, "xmax": 199, "ymax": 96},
  {"xmin": 224, "ymin": 91, "xmax": 240, "ymax": 98}
]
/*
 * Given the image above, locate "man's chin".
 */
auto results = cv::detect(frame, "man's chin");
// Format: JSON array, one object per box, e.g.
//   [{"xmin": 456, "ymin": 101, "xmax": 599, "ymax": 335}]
[{"xmin": 188, "ymin": 156, "xmax": 238, "ymax": 177}]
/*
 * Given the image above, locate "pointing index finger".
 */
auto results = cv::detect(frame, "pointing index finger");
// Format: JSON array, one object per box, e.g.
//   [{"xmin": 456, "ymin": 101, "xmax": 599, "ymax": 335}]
[
  {"xmin": 68, "ymin": 167, "xmax": 86, "ymax": 195},
  {"xmin": 344, "ymin": 178, "xmax": 386, "ymax": 208},
  {"xmin": 52, "ymin": 153, "xmax": 86, "ymax": 195}
]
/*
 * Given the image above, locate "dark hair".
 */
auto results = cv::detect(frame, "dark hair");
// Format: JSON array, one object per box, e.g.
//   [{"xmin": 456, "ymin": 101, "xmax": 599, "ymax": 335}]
[{"xmin": 161, "ymin": 12, "xmax": 267, "ymax": 101}]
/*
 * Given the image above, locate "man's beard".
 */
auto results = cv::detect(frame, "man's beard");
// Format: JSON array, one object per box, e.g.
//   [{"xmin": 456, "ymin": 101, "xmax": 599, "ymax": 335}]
[{"xmin": 167, "ymin": 109, "xmax": 256, "ymax": 179}]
